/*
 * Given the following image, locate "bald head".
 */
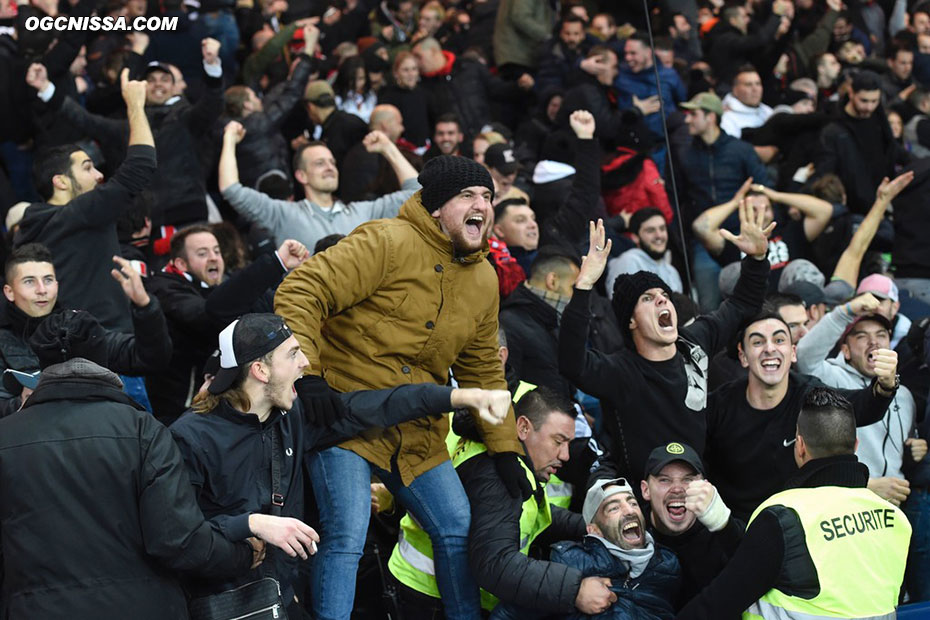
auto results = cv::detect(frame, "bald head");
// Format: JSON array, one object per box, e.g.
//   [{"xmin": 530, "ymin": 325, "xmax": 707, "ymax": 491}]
[
  {"xmin": 412, "ymin": 37, "xmax": 445, "ymax": 73},
  {"xmin": 370, "ymin": 104, "xmax": 405, "ymax": 142}
]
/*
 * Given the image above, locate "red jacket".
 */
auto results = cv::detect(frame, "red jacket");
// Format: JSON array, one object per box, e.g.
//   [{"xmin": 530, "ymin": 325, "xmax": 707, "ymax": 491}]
[{"xmin": 602, "ymin": 147, "xmax": 673, "ymax": 223}]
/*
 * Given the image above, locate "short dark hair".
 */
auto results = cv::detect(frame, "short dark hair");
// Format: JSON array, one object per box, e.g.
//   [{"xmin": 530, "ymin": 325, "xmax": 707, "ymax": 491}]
[
  {"xmin": 736, "ymin": 311, "xmax": 792, "ymax": 349},
  {"xmin": 33, "ymin": 144, "xmax": 82, "ymax": 201},
  {"xmin": 434, "ymin": 113, "xmax": 462, "ymax": 131},
  {"xmin": 809, "ymin": 174, "xmax": 845, "ymax": 203},
  {"xmin": 292, "ymin": 141, "xmax": 332, "ymax": 174},
  {"xmin": 734, "ymin": 64, "xmax": 760, "ymax": 81},
  {"xmin": 493, "ymin": 197, "xmax": 529, "ymax": 222},
  {"xmin": 722, "ymin": 5, "xmax": 744, "ymax": 23},
  {"xmin": 169, "ymin": 224, "xmax": 215, "ymax": 261},
  {"xmin": 763, "ymin": 292, "xmax": 805, "ymax": 314},
  {"xmin": 314, "ymin": 233, "xmax": 344, "ymax": 254},
  {"xmin": 886, "ymin": 40, "xmax": 914, "ymax": 60},
  {"xmin": 627, "ymin": 31, "xmax": 651, "ymax": 48},
  {"xmin": 850, "ymin": 70, "xmax": 882, "ymax": 93},
  {"xmin": 629, "ymin": 207, "xmax": 665, "ymax": 236},
  {"xmin": 5, "ymin": 243, "xmax": 53, "ymax": 283},
  {"xmin": 586, "ymin": 45, "xmax": 617, "ymax": 61},
  {"xmin": 515, "ymin": 386, "xmax": 577, "ymax": 430},
  {"xmin": 528, "ymin": 244, "xmax": 581, "ymax": 280},
  {"xmin": 797, "ymin": 387, "xmax": 856, "ymax": 458},
  {"xmin": 224, "ymin": 85, "xmax": 252, "ymax": 118},
  {"xmin": 560, "ymin": 13, "xmax": 587, "ymax": 28}
]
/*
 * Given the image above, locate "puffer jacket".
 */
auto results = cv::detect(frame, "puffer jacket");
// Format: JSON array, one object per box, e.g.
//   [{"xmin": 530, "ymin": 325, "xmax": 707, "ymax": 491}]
[
  {"xmin": 551, "ymin": 536, "xmax": 680, "ymax": 620},
  {"xmin": 275, "ymin": 192, "xmax": 522, "ymax": 485}
]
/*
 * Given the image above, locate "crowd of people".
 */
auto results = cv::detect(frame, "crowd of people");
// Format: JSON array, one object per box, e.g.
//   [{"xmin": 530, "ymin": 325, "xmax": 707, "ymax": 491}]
[{"xmin": 1, "ymin": 0, "xmax": 929, "ymax": 617}]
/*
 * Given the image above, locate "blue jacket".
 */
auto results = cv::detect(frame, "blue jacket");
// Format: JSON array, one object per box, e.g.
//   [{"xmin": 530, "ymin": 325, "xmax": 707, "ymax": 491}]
[
  {"xmin": 680, "ymin": 131, "xmax": 771, "ymax": 220},
  {"xmin": 551, "ymin": 536, "xmax": 680, "ymax": 620},
  {"xmin": 614, "ymin": 63, "xmax": 686, "ymax": 139}
]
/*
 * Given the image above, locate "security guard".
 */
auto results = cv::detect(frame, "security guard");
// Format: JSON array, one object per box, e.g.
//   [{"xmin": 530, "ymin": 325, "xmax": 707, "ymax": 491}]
[
  {"xmin": 678, "ymin": 387, "xmax": 911, "ymax": 619},
  {"xmin": 388, "ymin": 387, "xmax": 613, "ymax": 617}
]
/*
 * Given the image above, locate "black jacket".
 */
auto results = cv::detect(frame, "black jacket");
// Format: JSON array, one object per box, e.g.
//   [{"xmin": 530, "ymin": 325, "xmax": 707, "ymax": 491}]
[
  {"xmin": 813, "ymin": 108, "xmax": 909, "ymax": 214},
  {"xmin": 419, "ymin": 51, "xmax": 523, "ymax": 137},
  {"xmin": 891, "ymin": 158, "xmax": 930, "ymax": 279},
  {"xmin": 677, "ymin": 456, "xmax": 874, "ymax": 619},
  {"xmin": 0, "ymin": 297, "xmax": 173, "ymax": 416},
  {"xmin": 452, "ymin": 413, "xmax": 587, "ymax": 613},
  {"xmin": 704, "ymin": 15, "xmax": 781, "ymax": 86},
  {"xmin": 45, "ymin": 71, "xmax": 223, "ymax": 227},
  {"xmin": 233, "ymin": 55, "xmax": 315, "ymax": 189},
  {"xmin": 0, "ymin": 358, "xmax": 252, "ymax": 619},
  {"xmin": 499, "ymin": 284, "xmax": 571, "ymax": 398},
  {"xmin": 319, "ymin": 108, "xmax": 370, "ymax": 168},
  {"xmin": 145, "ymin": 252, "xmax": 287, "ymax": 425},
  {"xmin": 170, "ymin": 384, "xmax": 455, "ymax": 602},
  {"xmin": 15, "ymin": 144, "xmax": 157, "ymax": 334},
  {"xmin": 378, "ymin": 84, "xmax": 431, "ymax": 146}
]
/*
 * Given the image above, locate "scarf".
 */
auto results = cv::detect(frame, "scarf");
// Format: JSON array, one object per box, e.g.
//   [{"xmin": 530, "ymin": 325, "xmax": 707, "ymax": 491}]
[{"xmin": 589, "ymin": 531, "xmax": 656, "ymax": 579}]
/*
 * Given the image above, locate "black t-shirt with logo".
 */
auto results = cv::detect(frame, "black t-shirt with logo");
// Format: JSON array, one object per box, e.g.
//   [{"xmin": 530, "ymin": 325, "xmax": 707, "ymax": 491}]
[{"xmin": 704, "ymin": 371, "xmax": 890, "ymax": 522}]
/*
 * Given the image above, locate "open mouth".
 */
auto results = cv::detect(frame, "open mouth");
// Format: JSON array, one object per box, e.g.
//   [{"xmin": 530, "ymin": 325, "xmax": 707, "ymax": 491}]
[
  {"xmin": 760, "ymin": 357, "xmax": 782, "ymax": 372},
  {"xmin": 206, "ymin": 265, "xmax": 220, "ymax": 278},
  {"xmin": 621, "ymin": 519, "xmax": 643, "ymax": 543},
  {"xmin": 666, "ymin": 500, "xmax": 687, "ymax": 521},
  {"xmin": 465, "ymin": 214, "xmax": 484, "ymax": 237},
  {"xmin": 657, "ymin": 309, "xmax": 673, "ymax": 330}
]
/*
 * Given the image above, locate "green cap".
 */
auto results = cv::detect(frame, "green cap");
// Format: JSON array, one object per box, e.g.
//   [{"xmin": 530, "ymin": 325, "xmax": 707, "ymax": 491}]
[{"xmin": 680, "ymin": 91, "xmax": 723, "ymax": 116}]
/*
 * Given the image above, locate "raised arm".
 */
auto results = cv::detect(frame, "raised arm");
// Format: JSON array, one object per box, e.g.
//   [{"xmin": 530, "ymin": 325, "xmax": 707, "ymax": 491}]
[
  {"xmin": 184, "ymin": 38, "xmax": 225, "ymax": 134},
  {"xmin": 831, "ymin": 171, "xmax": 913, "ymax": 287},
  {"xmin": 218, "ymin": 120, "xmax": 244, "ymax": 191},
  {"xmin": 692, "ymin": 178, "xmax": 753, "ymax": 256},
  {"xmin": 362, "ymin": 130, "xmax": 418, "ymax": 185},
  {"xmin": 795, "ymin": 293, "xmax": 881, "ymax": 373},
  {"xmin": 541, "ymin": 110, "xmax": 600, "ymax": 245},
  {"xmin": 751, "ymin": 184, "xmax": 832, "ymax": 241}
]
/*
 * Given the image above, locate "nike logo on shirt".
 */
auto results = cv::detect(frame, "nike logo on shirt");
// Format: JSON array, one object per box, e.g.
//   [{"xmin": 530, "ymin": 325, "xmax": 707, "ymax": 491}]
[{"xmin": 783, "ymin": 438, "xmax": 796, "ymax": 447}]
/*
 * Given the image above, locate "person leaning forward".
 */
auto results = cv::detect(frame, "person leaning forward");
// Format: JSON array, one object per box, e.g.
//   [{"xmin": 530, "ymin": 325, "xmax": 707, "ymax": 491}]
[{"xmin": 275, "ymin": 155, "xmax": 525, "ymax": 619}]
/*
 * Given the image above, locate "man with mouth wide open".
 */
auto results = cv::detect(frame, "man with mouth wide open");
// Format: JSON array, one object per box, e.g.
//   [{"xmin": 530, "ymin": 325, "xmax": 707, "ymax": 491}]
[
  {"xmin": 559, "ymin": 201, "xmax": 773, "ymax": 490},
  {"xmin": 275, "ymin": 155, "xmax": 524, "ymax": 620}
]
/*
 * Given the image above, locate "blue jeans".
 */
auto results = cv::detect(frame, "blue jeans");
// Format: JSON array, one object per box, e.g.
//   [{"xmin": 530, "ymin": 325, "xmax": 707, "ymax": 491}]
[
  {"xmin": 308, "ymin": 446, "xmax": 479, "ymax": 620},
  {"xmin": 692, "ymin": 241, "xmax": 722, "ymax": 314},
  {"xmin": 903, "ymin": 489, "xmax": 930, "ymax": 602}
]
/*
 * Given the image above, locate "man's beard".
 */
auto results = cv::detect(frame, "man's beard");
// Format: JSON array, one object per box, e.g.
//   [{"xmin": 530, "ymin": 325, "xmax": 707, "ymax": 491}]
[{"xmin": 642, "ymin": 244, "xmax": 666, "ymax": 261}]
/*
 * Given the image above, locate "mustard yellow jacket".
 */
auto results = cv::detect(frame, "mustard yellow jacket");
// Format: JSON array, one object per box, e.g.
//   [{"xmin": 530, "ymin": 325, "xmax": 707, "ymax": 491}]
[{"xmin": 275, "ymin": 192, "xmax": 521, "ymax": 484}]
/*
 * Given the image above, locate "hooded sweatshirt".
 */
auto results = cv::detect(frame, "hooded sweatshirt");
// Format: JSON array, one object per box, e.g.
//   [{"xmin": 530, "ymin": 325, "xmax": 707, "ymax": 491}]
[
  {"xmin": 795, "ymin": 306, "xmax": 916, "ymax": 478},
  {"xmin": 720, "ymin": 93, "xmax": 773, "ymax": 139}
]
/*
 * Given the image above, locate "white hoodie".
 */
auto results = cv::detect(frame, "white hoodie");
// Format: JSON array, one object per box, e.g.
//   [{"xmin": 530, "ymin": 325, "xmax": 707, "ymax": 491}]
[
  {"xmin": 720, "ymin": 93, "xmax": 774, "ymax": 138},
  {"xmin": 795, "ymin": 307, "xmax": 916, "ymax": 479}
]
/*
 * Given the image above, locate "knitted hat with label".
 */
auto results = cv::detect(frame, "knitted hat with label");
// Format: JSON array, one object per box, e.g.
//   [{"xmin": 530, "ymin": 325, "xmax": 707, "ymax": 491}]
[
  {"xmin": 417, "ymin": 155, "xmax": 494, "ymax": 212},
  {"xmin": 612, "ymin": 271, "xmax": 674, "ymax": 339}
]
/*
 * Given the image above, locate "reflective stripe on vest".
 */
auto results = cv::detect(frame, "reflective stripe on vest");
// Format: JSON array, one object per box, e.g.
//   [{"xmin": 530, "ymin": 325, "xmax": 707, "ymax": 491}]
[
  {"xmin": 744, "ymin": 599, "xmax": 896, "ymax": 620},
  {"xmin": 545, "ymin": 474, "xmax": 572, "ymax": 509},
  {"xmin": 742, "ymin": 486, "xmax": 910, "ymax": 620},
  {"xmin": 388, "ymin": 438, "xmax": 552, "ymax": 611}
]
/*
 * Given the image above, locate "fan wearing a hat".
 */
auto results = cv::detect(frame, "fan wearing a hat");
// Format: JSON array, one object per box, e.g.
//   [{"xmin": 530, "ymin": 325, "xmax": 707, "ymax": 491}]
[
  {"xmin": 560, "ymin": 202, "xmax": 772, "ymax": 491},
  {"xmin": 170, "ymin": 313, "xmax": 510, "ymax": 613},
  {"xmin": 275, "ymin": 154, "xmax": 525, "ymax": 617},
  {"xmin": 483, "ymin": 142, "xmax": 528, "ymax": 205},
  {"xmin": 795, "ymin": 290, "xmax": 922, "ymax": 506},
  {"xmin": 640, "ymin": 442, "xmax": 740, "ymax": 607},
  {"xmin": 549, "ymin": 474, "xmax": 681, "ymax": 617}
]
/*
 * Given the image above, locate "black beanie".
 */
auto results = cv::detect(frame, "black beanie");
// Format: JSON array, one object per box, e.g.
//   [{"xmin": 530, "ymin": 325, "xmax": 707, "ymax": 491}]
[
  {"xmin": 612, "ymin": 271, "xmax": 674, "ymax": 339},
  {"xmin": 418, "ymin": 156, "xmax": 495, "ymax": 212},
  {"xmin": 29, "ymin": 310, "xmax": 109, "ymax": 370}
]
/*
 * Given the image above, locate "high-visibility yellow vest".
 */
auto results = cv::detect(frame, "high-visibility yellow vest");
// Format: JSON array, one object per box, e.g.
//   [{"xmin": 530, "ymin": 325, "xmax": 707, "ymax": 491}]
[
  {"xmin": 387, "ymin": 438, "xmax": 552, "ymax": 611},
  {"xmin": 743, "ymin": 486, "xmax": 910, "ymax": 620},
  {"xmin": 545, "ymin": 474, "xmax": 572, "ymax": 508}
]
